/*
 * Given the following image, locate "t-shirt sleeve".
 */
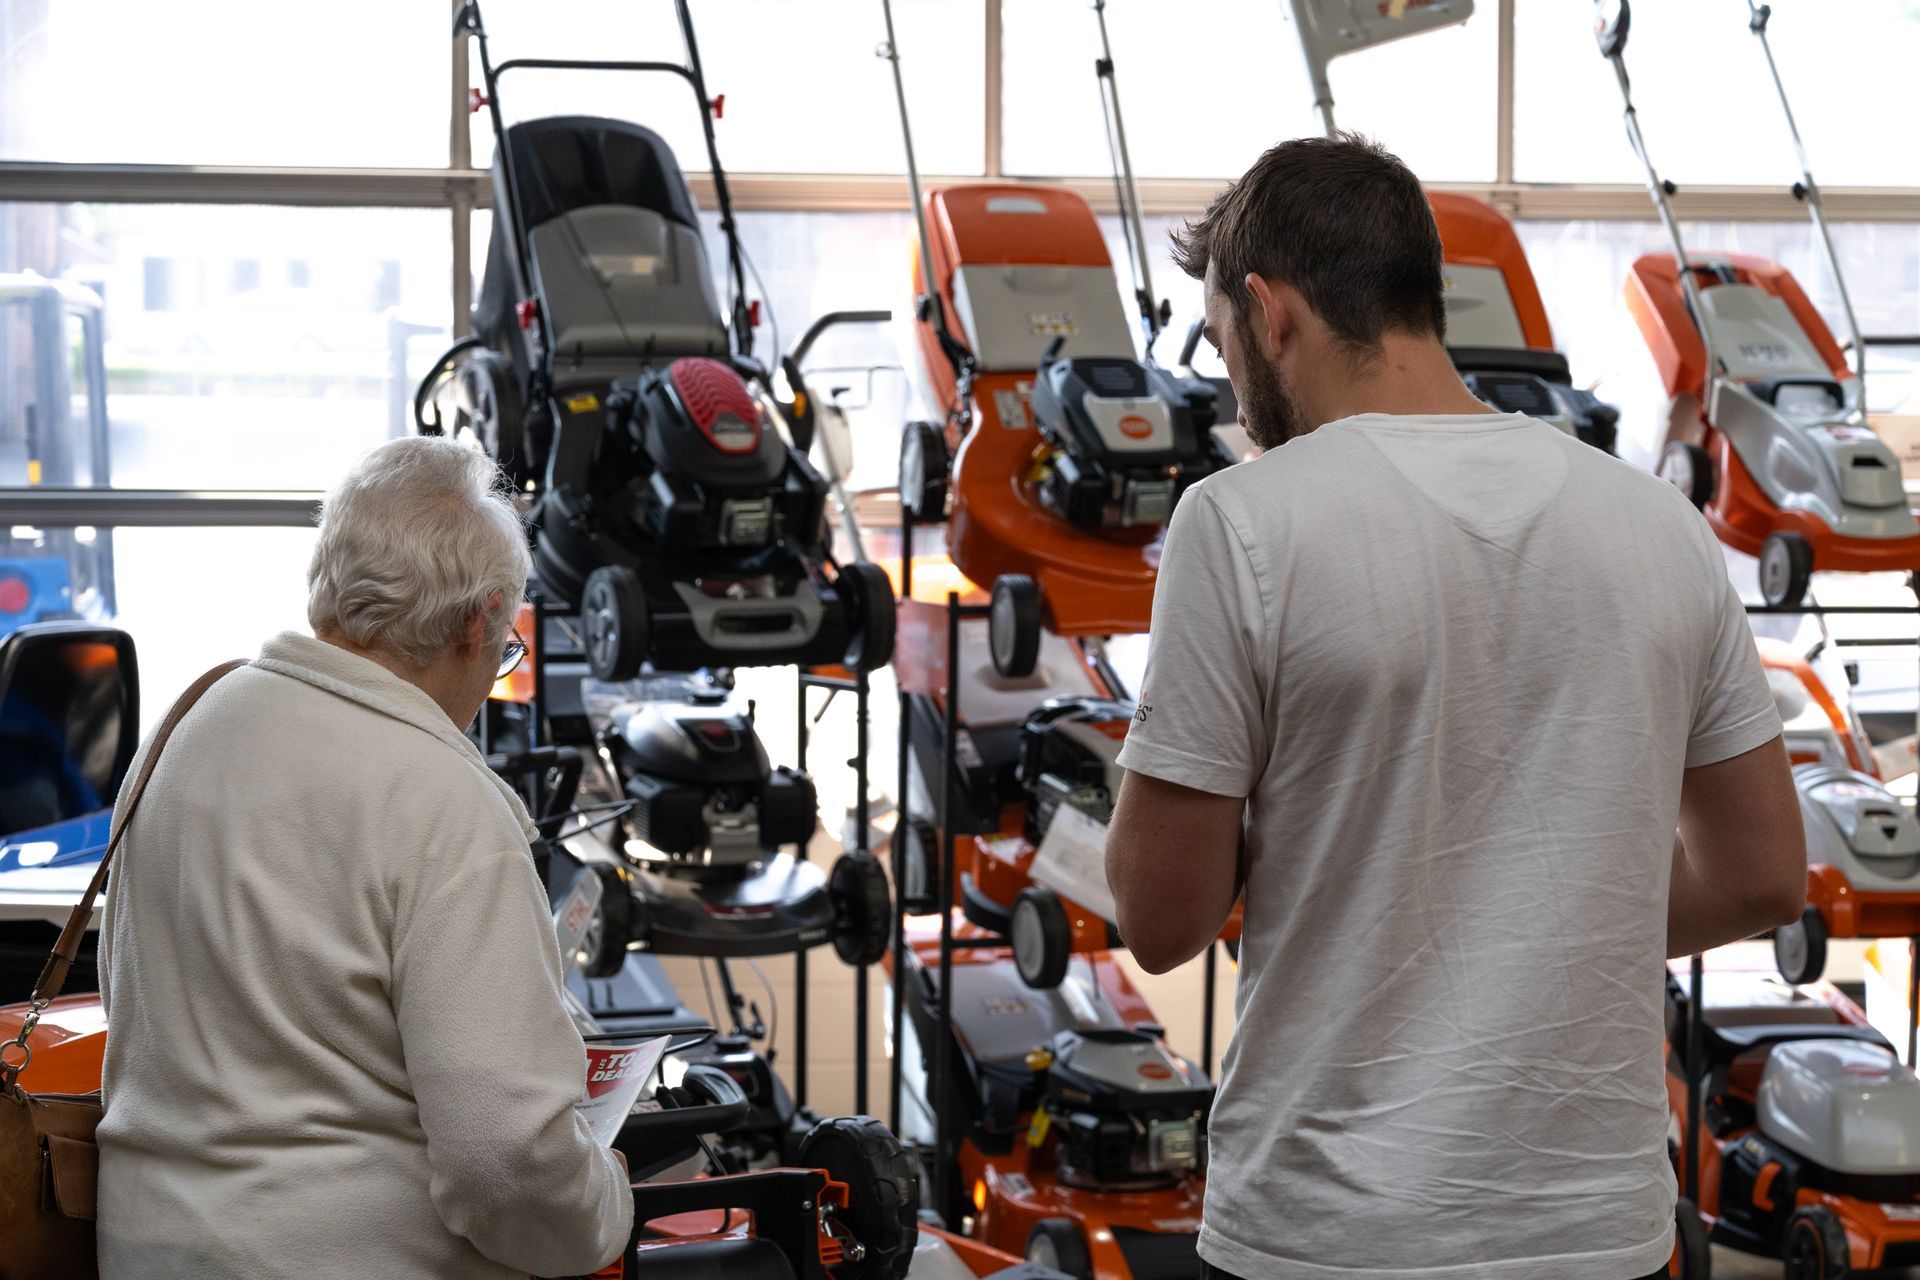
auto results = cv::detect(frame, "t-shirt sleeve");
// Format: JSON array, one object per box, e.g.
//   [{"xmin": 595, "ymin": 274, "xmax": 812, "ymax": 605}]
[
  {"xmin": 1115, "ymin": 489, "xmax": 1268, "ymax": 798},
  {"xmin": 1687, "ymin": 572, "xmax": 1783, "ymax": 769}
]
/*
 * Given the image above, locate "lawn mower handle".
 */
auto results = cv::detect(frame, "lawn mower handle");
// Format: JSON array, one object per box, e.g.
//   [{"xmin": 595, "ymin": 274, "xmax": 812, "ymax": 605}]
[{"xmin": 617, "ymin": 1062, "xmax": 753, "ymax": 1146}]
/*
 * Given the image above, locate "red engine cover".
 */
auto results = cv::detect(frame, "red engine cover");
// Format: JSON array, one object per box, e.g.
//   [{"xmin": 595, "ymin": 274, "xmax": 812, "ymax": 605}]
[{"xmin": 669, "ymin": 358, "xmax": 761, "ymax": 456}]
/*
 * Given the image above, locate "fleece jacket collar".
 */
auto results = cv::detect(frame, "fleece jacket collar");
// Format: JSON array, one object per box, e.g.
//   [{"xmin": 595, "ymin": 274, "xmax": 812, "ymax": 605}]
[{"xmin": 251, "ymin": 631, "xmax": 537, "ymax": 841}]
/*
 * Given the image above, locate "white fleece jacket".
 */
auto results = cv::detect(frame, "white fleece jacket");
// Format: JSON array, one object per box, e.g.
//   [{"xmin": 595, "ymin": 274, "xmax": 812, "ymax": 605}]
[{"xmin": 95, "ymin": 631, "xmax": 632, "ymax": 1280}]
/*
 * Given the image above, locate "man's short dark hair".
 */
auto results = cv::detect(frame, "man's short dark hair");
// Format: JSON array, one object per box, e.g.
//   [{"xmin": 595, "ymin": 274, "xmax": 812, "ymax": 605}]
[{"xmin": 1172, "ymin": 133, "xmax": 1447, "ymax": 357}]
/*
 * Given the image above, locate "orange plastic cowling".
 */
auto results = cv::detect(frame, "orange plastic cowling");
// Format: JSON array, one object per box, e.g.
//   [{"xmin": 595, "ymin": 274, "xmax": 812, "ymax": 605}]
[{"xmin": 1429, "ymin": 192, "xmax": 1555, "ymax": 351}]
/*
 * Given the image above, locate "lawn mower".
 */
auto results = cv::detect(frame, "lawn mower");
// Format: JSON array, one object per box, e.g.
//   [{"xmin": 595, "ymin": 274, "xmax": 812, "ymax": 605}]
[
  {"xmin": 883, "ymin": 0, "xmax": 1233, "ymax": 682},
  {"xmin": 487, "ymin": 658, "xmax": 893, "ymax": 1174},
  {"xmin": 415, "ymin": 0, "xmax": 893, "ymax": 680},
  {"xmin": 1744, "ymin": 635, "xmax": 1920, "ymax": 993},
  {"xmin": 889, "ymin": 912, "xmax": 1212, "ymax": 1280},
  {"xmin": 1597, "ymin": 0, "xmax": 1920, "ymax": 608},
  {"xmin": 1666, "ymin": 954, "xmax": 1920, "ymax": 1278}
]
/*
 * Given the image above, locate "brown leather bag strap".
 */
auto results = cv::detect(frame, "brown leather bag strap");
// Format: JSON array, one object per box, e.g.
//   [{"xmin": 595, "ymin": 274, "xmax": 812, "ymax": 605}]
[{"xmin": 29, "ymin": 659, "xmax": 248, "ymax": 1007}]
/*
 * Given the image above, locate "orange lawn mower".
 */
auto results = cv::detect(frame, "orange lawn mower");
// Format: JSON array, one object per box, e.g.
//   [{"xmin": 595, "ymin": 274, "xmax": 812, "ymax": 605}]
[
  {"xmin": 1751, "ymin": 635, "xmax": 1920, "ymax": 1038},
  {"xmin": 1599, "ymin": 0, "xmax": 1920, "ymax": 609},
  {"xmin": 1177, "ymin": 0, "xmax": 1620, "ymax": 458},
  {"xmin": 1664, "ymin": 952, "xmax": 1920, "ymax": 1280},
  {"xmin": 869, "ymin": 4, "xmax": 1239, "ymax": 1275}
]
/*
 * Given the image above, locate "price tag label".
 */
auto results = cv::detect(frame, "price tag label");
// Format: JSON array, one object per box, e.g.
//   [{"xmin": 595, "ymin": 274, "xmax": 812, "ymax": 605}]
[{"xmin": 1030, "ymin": 804, "xmax": 1117, "ymax": 924}]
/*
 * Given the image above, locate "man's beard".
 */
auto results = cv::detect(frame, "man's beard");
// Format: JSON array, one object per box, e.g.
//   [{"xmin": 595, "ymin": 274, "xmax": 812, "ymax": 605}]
[{"xmin": 1235, "ymin": 333, "xmax": 1304, "ymax": 452}]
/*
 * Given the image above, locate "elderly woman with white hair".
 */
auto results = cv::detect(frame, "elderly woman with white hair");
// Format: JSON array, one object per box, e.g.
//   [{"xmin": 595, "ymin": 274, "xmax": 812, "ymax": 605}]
[{"xmin": 94, "ymin": 437, "xmax": 631, "ymax": 1280}]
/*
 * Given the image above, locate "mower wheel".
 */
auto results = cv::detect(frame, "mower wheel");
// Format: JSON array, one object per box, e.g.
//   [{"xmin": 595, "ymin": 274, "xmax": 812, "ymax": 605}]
[
  {"xmin": 1671, "ymin": 1197, "xmax": 1710, "ymax": 1279},
  {"xmin": 578, "ymin": 863, "xmax": 635, "ymax": 980},
  {"xmin": 1784, "ymin": 1205, "xmax": 1850, "ymax": 1280},
  {"xmin": 1025, "ymin": 1219, "xmax": 1092, "ymax": 1280},
  {"xmin": 898, "ymin": 817, "xmax": 940, "ymax": 915},
  {"xmin": 989, "ymin": 574, "xmax": 1043, "ymax": 679},
  {"xmin": 1773, "ymin": 905, "xmax": 1829, "ymax": 987},
  {"xmin": 830, "ymin": 850, "xmax": 894, "ymax": 967},
  {"xmin": 841, "ymin": 561, "xmax": 898, "ymax": 673},
  {"xmin": 900, "ymin": 422, "xmax": 949, "ymax": 522},
  {"xmin": 798, "ymin": 1115, "xmax": 920, "ymax": 1280},
  {"xmin": 581, "ymin": 565, "xmax": 650, "ymax": 681},
  {"xmin": 1659, "ymin": 441, "xmax": 1715, "ymax": 511},
  {"xmin": 1761, "ymin": 532, "xmax": 1813, "ymax": 609},
  {"xmin": 1012, "ymin": 886, "xmax": 1072, "ymax": 990}
]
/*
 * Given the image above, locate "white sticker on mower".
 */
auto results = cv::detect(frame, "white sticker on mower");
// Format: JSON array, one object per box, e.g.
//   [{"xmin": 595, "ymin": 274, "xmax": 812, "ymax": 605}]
[
  {"xmin": 994, "ymin": 389, "xmax": 1030, "ymax": 429},
  {"xmin": 1885, "ymin": 1204, "xmax": 1920, "ymax": 1221},
  {"xmin": 997, "ymin": 1172, "xmax": 1035, "ymax": 1199},
  {"xmin": 1031, "ymin": 804, "xmax": 1117, "ymax": 924},
  {"xmin": 553, "ymin": 869, "xmax": 604, "ymax": 978}
]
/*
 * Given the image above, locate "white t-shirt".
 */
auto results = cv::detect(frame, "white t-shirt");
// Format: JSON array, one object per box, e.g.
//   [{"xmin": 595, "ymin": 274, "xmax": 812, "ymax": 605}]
[{"xmin": 1116, "ymin": 413, "xmax": 1780, "ymax": 1280}]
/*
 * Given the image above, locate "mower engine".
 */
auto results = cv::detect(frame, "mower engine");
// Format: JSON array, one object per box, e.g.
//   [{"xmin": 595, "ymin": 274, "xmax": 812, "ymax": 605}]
[
  {"xmin": 605, "ymin": 700, "xmax": 817, "ymax": 874},
  {"xmin": 1028, "ymin": 344, "xmax": 1231, "ymax": 532},
  {"xmin": 1018, "ymin": 697, "xmax": 1133, "ymax": 844},
  {"xmin": 610, "ymin": 357, "xmax": 828, "ymax": 553},
  {"xmin": 1756, "ymin": 1037, "xmax": 1920, "ymax": 1176},
  {"xmin": 1795, "ymin": 762, "xmax": 1920, "ymax": 891},
  {"xmin": 1038, "ymin": 1028, "xmax": 1211, "ymax": 1191}
]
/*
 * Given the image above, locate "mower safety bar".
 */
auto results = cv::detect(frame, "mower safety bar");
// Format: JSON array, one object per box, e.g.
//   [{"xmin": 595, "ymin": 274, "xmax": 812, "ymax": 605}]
[
  {"xmin": 790, "ymin": 310, "xmax": 892, "ymax": 369},
  {"xmin": 492, "ymin": 56, "xmax": 701, "ymax": 92},
  {"xmin": 617, "ymin": 1062, "xmax": 753, "ymax": 1146}
]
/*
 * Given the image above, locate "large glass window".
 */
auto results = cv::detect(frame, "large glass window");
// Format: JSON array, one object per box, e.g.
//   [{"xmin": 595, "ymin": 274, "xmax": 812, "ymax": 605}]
[
  {"xmin": 0, "ymin": 0, "xmax": 447, "ymax": 166},
  {"xmin": 469, "ymin": 0, "xmax": 985, "ymax": 176},
  {"xmin": 1515, "ymin": 0, "xmax": 1920, "ymax": 187},
  {"xmin": 1001, "ymin": 0, "xmax": 1497, "ymax": 182},
  {"xmin": 1, "ymin": 203, "xmax": 453, "ymax": 489}
]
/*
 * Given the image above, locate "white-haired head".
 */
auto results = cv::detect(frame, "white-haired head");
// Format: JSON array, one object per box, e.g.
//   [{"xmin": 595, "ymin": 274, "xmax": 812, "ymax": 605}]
[{"xmin": 307, "ymin": 438, "xmax": 531, "ymax": 668}]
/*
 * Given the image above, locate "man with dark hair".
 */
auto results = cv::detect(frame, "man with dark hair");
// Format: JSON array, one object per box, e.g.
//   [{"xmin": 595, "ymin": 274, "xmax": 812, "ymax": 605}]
[{"xmin": 1105, "ymin": 134, "xmax": 1805, "ymax": 1279}]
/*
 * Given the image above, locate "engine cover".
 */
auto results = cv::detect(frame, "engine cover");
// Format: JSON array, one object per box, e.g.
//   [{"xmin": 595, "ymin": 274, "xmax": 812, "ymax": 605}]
[
  {"xmin": 603, "ymin": 358, "xmax": 829, "ymax": 555},
  {"xmin": 1796, "ymin": 763, "xmax": 1920, "ymax": 888},
  {"xmin": 1018, "ymin": 697, "xmax": 1133, "ymax": 843},
  {"xmin": 606, "ymin": 701, "xmax": 817, "ymax": 867},
  {"xmin": 1044, "ymin": 1028, "xmax": 1212, "ymax": 1190},
  {"xmin": 1028, "ymin": 351, "xmax": 1228, "ymax": 532},
  {"xmin": 1759, "ymin": 1038, "xmax": 1920, "ymax": 1174}
]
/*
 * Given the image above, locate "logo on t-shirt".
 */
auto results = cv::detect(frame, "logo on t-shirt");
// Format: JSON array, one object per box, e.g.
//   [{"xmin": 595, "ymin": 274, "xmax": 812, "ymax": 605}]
[{"xmin": 1134, "ymin": 703, "xmax": 1151, "ymax": 723}]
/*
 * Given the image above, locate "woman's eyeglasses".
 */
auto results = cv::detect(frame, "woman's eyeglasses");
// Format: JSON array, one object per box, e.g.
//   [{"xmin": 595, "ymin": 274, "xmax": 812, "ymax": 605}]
[{"xmin": 497, "ymin": 630, "xmax": 528, "ymax": 680}]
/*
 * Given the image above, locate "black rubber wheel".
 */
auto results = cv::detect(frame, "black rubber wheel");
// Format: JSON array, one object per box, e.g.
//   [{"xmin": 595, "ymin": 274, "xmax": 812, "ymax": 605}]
[
  {"xmin": 798, "ymin": 1116, "xmax": 920, "ymax": 1280},
  {"xmin": 1025, "ymin": 1218, "xmax": 1092, "ymax": 1280},
  {"xmin": 989, "ymin": 574, "xmax": 1043, "ymax": 679},
  {"xmin": 1784, "ymin": 1204, "xmax": 1849, "ymax": 1280},
  {"xmin": 1659, "ymin": 441, "xmax": 1716, "ymax": 510},
  {"xmin": 1012, "ymin": 886, "xmax": 1071, "ymax": 990},
  {"xmin": 577, "ymin": 863, "xmax": 634, "ymax": 980},
  {"xmin": 1761, "ymin": 532, "xmax": 1814, "ymax": 609},
  {"xmin": 1774, "ymin": 904, "xmax": 1828, "ymax": 987},
  {"xmin": 1672, "ymin": 1197, "xmax": 1710, "ymax": 1279},
  {"xmin": 840, "ymin": 561, "xmax": 897, "ymax": 673},
  {"xmin": 898, "ymin": 818, "xmax": 939, "ymax": 915},
  {"xmin": 899, "ymin": 422, "xmax": 949, "ymax": 523},
  {"xmin": 830, "ymin": 850, "xmax": 894, "ymax": 967},
  {"xmin": 581, "ymin": 565, "xmax": 649, "ymax": 681}
]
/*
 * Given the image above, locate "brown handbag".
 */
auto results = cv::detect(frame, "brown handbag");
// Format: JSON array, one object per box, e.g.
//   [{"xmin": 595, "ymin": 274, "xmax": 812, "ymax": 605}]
[{"xmin": 0, "ymin": 659, "xmax": 245, "ymax": 1280}]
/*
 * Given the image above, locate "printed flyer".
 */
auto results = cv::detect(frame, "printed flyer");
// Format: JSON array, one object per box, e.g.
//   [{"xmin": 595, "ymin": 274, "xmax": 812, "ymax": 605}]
[{"xmin": 578, "ymin": 1036, "xmax": 671, "ymax": 1147}]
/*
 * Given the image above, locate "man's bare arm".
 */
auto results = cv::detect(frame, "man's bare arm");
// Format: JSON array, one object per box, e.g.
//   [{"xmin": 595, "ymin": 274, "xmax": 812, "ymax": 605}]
[
  {"xmin": 1669, "ymin": 734, "xmax": 1806, "ymax": 957},
  {"xmin": 1106, "ymin": 771, "xmax": 1244, "ymax": 974}
]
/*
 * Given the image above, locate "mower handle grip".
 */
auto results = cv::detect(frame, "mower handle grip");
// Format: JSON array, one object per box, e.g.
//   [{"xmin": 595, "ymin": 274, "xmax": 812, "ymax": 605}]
[{"xmin": 617, "ymin": 1062, "xmax": 753, "ymax": 1145}]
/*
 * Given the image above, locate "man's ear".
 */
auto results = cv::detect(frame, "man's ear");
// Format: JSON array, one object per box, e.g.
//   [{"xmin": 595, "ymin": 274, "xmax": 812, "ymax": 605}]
[{"xmin": 1244, "ymin": 274, "xmax": 1292, "ymax": 361}]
